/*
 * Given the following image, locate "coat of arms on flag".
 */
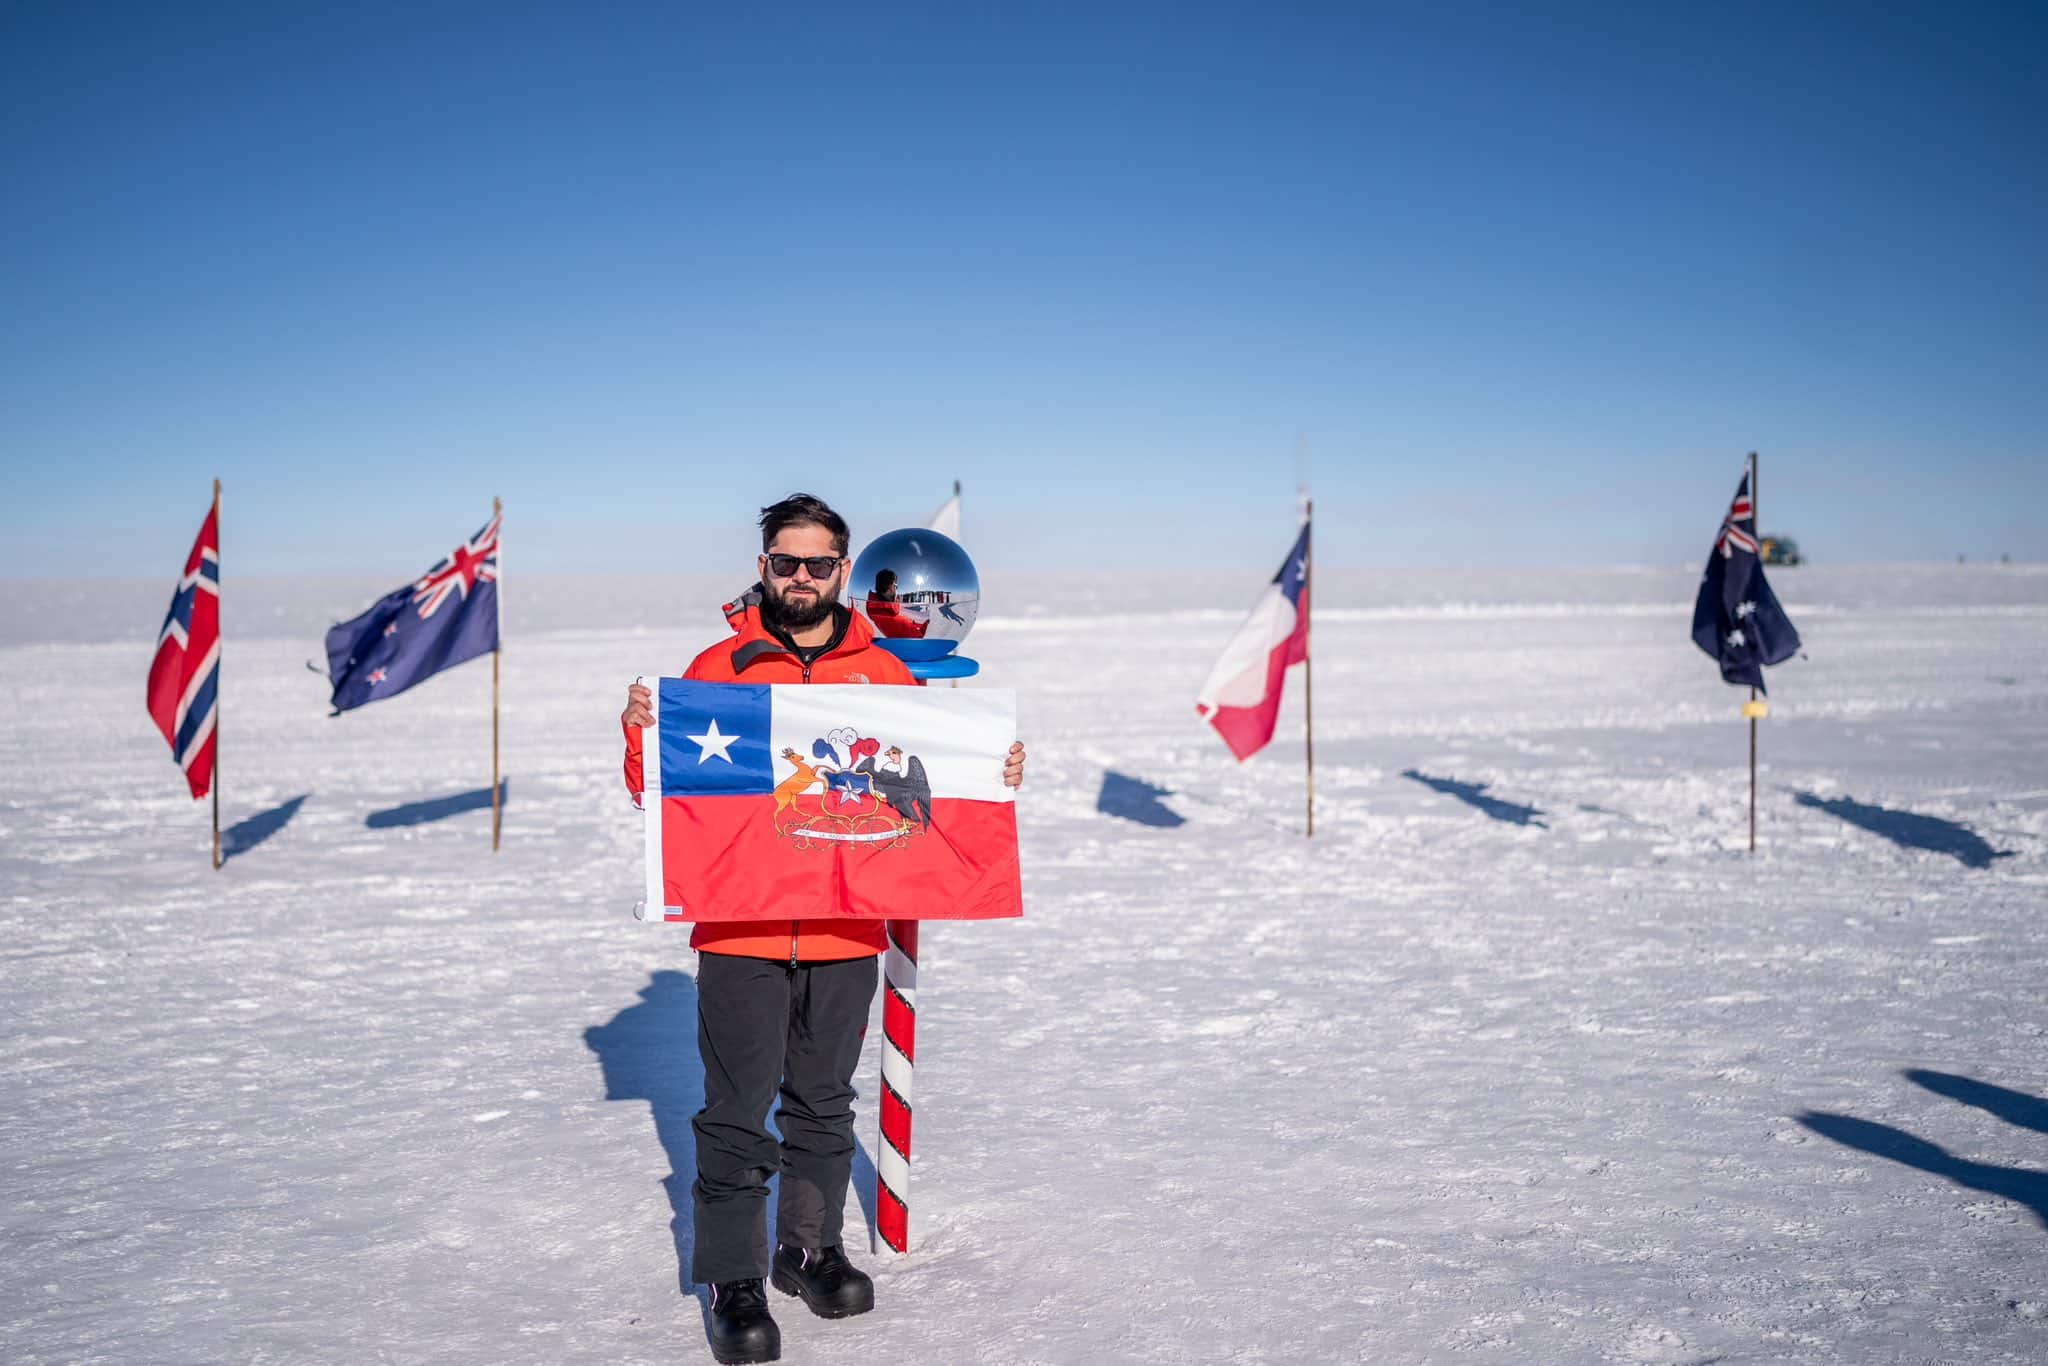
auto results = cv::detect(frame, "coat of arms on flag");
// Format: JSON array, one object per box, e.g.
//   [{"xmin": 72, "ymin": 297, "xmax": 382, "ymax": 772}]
[
  {"xmin": 640, "ymin": 680, "xmax": 1021, "ymax": 923},
  {"xmin": 147, "ymin": 501, "xmax": 221, "ymax": 799}
]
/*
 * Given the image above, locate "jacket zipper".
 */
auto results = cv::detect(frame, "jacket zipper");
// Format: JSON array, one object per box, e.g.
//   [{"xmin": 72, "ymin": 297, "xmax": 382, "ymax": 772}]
[{"xmin": 790, "ymin": 659, "xmax": 814, "ymax": 968}]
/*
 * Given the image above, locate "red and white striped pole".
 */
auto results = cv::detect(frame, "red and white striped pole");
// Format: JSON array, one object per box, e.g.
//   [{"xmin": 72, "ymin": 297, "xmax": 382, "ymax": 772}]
[{"xmin": 877, "ymin": 918, "xmax": 917, "ymax": 1251}]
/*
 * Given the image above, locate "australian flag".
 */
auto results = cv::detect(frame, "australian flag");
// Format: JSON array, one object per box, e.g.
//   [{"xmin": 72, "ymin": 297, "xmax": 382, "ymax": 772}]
[
  {"xmin": 325, "ymin": 512, "xmax": 500, "ymax": 713},
  {"xmin": 1691, "ymin": 473, "xmax": 1800, "ymax": 691}
]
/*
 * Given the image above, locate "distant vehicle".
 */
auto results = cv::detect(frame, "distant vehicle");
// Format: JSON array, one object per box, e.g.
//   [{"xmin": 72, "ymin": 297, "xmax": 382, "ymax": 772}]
[{"xmin": 1760, "ymin": 535, "xmax": 1802, "ymax": 566}]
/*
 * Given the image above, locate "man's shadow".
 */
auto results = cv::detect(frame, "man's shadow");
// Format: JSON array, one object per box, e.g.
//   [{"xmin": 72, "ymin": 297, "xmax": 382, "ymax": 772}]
[
  {"xmin": 585, "ymin": 971, "xmax": 706, "ymax": 1298},
  {"xmin": 583, "ymin": 970, "xmax": 884, "ymax": 1307},
  {"xmin": 1798, "ymin": 1071, "xmax": 2048, "ymax": 1230}
]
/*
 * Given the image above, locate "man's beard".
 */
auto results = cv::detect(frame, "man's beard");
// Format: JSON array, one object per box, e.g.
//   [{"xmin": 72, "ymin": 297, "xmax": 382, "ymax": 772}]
[{"xmin": 761, "ymin": 577, "xmax": 840, "ymax": 632}]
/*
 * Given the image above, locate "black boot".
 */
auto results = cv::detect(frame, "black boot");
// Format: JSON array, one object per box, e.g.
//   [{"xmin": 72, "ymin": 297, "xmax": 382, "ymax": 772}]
[
  {"xmin": 770, "ymin": 1243, "xmax": 875, "ymax": 1319},
  {"xmin": 707, "ymin": 1279, "xmax": 780, "ymax": 1364}
]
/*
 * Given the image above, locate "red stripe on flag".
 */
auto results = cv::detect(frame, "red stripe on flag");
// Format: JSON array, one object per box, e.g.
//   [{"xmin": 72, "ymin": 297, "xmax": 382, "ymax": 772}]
[{"xmin": 659, "ymin": 794, "xmax": 1020, "ymax": 922}]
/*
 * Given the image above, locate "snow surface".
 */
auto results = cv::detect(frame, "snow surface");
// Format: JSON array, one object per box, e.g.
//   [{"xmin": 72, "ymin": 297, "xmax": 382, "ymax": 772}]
[{"xmin": 3, "ymin": 565, "xmax": 2046, "ymax": 1364}]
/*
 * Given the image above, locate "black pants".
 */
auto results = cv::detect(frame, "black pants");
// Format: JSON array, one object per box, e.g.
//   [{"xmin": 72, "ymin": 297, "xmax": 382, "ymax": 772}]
[{"xmin": 691, "ymin": 952, "xmax": 878, "ymax": 1285}]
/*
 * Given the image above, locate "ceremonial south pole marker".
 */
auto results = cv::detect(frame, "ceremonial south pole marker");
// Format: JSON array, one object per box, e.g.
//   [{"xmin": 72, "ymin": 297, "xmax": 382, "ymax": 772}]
[
  {"xmin": 876, "ymin": 918, "xmax": 917, "ymax": 1252},
  {"xmin": 856, "ymin": 525, "xmax": 985, "ymax": 1254}
]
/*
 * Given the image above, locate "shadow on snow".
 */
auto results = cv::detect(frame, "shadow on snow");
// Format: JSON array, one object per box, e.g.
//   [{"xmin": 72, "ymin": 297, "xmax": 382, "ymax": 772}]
[
  {"xmin": 1905, "ymin": 1069, "xmax": 2048, "ymax": 1136},
  {"xmin": 1797, "ymin": 1110, "xmax": 2048, "ymax": 1230},
  {"xmin": 1791, "ymin": 791, "xmax": 2013, "ymax": 869},
  {"xmin": 1800, "ymin": 1073, "xmax": 2048, "ymax": 1230},
  {"xmin": 220, "ymin": 794, "xmax": 308, "ymax": 861},
  {"xmin": 583, "ymin": 970, "xmax": 882, "ymax": 1311},
  {"xmin": 1096, "ymin": 772, "xmax": 1187, "ymax": 828},
  {"xmin": 365, "ymin": 780, "xmax": 507, "ymax": 830},
  {"xmin": 1401, "ymin": 770, "xmax": 1546, "ymax": 828}
]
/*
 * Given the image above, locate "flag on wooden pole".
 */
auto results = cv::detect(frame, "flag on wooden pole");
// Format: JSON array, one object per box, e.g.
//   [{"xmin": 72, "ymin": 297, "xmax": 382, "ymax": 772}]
[
  {"xmin": 147, "ymin": 491, "xmax": 220, "ymax": 803},
  {"xmin": 322, "ymin": 512, "xmax": 501, "ymax": 713},
  {"xmin": 1195, "ymin": 517, "xmax": 1311, "ymax": 762}
]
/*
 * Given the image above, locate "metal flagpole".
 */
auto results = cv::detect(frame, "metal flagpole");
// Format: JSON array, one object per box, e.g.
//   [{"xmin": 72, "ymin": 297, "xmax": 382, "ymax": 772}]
[
  {"xmin": 1747, "ymin": 452, "xmax": 1758, "ymax": 854},
  {"xmin": 211, "ymin": 477, "xmax": 222, "ymax": 871},
  {"xmin": 492, "ymin": 495, "xmax": 502, "ymax": 853},
  {"xmin": 1304, "ymin": 497, "xmax": 1314, "ymax": 838}
]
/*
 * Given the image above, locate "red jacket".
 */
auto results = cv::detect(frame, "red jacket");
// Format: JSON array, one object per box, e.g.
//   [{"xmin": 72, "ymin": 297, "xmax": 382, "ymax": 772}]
[{"xmin": 624, "ymin": 590, "xmax": 915, "ymax": 962}]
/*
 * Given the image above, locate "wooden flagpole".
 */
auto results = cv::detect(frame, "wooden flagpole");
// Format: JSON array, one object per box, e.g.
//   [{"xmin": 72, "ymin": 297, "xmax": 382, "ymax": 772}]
[
  {"xmin": 492, "ymin": 495, "xmax": 502, "ymax": 853},
  {"xmin": 1748, "ymin": 451, "xmax": 1758, "ymax": 855},
  {"xmin": 1304, "ymin": 497, "xmax": 1315, "ymax": 838},
  {"xmin": 212, "ymin": 477, "xmax": 222, "ymax": 871}
]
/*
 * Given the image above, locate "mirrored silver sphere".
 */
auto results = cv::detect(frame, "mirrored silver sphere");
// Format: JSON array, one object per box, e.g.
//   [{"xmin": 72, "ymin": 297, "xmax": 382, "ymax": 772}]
[{"xmin": 850, "ymin": 528, "xmax": 980, "ymax": 647}]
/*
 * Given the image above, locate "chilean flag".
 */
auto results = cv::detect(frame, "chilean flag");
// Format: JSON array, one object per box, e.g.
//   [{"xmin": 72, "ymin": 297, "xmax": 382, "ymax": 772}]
[
  {"xmin": 640, "ymin": 680, "xmax": 1022, "ymax": 923},
  {"xmin": 1195, "ymin": 519, "xmax": 1310, "ymax": 761}
]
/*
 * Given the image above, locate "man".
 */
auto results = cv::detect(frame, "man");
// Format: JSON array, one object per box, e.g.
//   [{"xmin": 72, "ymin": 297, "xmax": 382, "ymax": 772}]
[{"xmin": 621, "ymin": 493, "xmax": 1025, "ymax": 1365}]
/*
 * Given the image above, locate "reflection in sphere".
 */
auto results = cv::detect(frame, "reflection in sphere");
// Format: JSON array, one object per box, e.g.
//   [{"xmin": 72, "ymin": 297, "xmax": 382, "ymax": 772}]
[{"xmin": 851, "ymin": 528, "xmax": 980, "ymax": 647}]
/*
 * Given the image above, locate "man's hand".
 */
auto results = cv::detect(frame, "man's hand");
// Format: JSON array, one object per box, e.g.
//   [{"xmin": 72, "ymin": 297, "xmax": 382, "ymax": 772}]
[
  {"xmin": 622, "ymin": 683, "xmax": 653, "ymax": 729},
  {"xmin": 1003, "ymin": 741, "xmax": 1026, "ymax": 789}
]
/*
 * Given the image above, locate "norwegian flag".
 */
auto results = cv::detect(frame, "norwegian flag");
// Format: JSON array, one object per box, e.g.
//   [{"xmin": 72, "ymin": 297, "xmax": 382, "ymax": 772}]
[
  {"xmin": 1691, "ymin": 471, "xmax": 1800, "ymax": 691},
  {"xmin": 147, "ymin": 503, "xmax": 221, "ymax": 798},
  {"xmin": 323, "ymin": 512, "xmax": 501, "ymax": 713}
]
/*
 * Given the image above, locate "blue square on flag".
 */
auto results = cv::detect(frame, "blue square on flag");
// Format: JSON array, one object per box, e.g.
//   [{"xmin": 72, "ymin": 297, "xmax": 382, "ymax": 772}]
[{"xmin": 659, "ymin": 682, "xmax": 775, "ymax": 795}]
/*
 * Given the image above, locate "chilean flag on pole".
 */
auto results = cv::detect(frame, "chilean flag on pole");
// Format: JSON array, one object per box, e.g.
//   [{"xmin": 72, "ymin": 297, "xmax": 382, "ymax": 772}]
[
  {"xmin": 147, "ymin": 503, "xmax": 220, "ymax": 798},
  {"xmin": 1195, "ymin": 518, "xmax": 1311, "ymax": 761},
  {"xmin": 640, "ymin": 680, "xmax": 1022, "ymax": 923}
]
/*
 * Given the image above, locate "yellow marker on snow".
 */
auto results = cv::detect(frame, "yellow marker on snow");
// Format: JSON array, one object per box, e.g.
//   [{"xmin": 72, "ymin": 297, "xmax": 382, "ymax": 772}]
[{"xmin": 1742, "ymin": 699, "xmax": 1769, "ymax": 720}]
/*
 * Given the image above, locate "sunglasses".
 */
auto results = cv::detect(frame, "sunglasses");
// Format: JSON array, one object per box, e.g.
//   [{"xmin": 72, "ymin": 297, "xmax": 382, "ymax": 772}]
[{"xmin": 764, "ymin": 553, "xmax": 844, "ymax": 580}]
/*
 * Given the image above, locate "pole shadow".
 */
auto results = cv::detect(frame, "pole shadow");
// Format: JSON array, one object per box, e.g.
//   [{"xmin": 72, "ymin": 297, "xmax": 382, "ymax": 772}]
[
  {"xmin": 1796, "ymin": 1111, "xmax": 2048, "ymax": 1229},
  {"xmin": 1096, "ymin": 771, "xmax": 1187, "ymax": 828},
  {"xmin": 585, "ymin": 970, "xmax": 705, "ymax": 1297},
  {"xmin": 220, "ymin": 794, "xmax": 308, "ymax": 861},
  {"xmin": 1791, "ymin": 791, "xmax": 2012, "ymax": 869},
  {"xmin": 1905, "ymin": 1070, "xmax": 2048, "ymax": 1136},
  {"xmin": 1401, "ymin": 770, "xmax": 1546, "ymax": 828},
  {"xmin": 365, "ymin": 779, "xmax": 507, "ymax": 830}
]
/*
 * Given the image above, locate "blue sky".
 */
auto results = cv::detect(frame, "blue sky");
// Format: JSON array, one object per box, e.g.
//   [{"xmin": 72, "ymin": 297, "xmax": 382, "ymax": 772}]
[{"xmin": 3, "ymin": 2, "xmax": 2043, "ymax": 580}]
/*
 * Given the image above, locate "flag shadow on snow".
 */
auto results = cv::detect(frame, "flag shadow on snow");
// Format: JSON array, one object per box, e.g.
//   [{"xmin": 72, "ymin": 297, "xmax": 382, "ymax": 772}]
[
  {"xmin": 1401, "ymin": 770, "xmax": 1546, "ymax": 828},
  {"xmin": 1791, "ymin": 792, "xmax": 2012, "ymax": 869},
  {"xmin": 364, "ymin": 780, "xmax": 507, "ymax": 830},
  {"xmin": 583, "ymin": 971, "xmax": 883, "ymax": 1305},
  {"xmin": 1905, "ymin": 1070, "xmax": 2048, "ymax": 1136},
  {"xmin": 1096, "ymin": 772, "xmax": 1187, "ymax": 828},
  {"xmin": 220, "ymin": 794, "xmax": 308, "ymax": 861},
  {"xmin": 1796, "ymin": 1110, "xmax": 2048, "ymax": 1230}
]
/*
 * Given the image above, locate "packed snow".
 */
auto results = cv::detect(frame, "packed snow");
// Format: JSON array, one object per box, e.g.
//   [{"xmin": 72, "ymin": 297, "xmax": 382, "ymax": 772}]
[{"xmin": 3, "ymin": 564, "xmax": 2045, "ymax": 1364}]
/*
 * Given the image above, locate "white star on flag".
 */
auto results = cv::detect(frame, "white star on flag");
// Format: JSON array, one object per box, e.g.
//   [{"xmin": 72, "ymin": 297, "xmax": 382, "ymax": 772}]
[
  {"xmin": 1735, "ymin": 600, "xmax": 1757, "ymax": 619},
  {"xmin": 1726, "ymin": 628, "xmax": 1746, "ymax": 648},
  {"xmin": 688, "ymin": 718, "xmax": 738, "ymax": 764}
]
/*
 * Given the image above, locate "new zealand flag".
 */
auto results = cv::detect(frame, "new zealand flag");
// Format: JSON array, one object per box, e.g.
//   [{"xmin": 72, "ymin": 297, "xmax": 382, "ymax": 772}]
[
  {"xmin": 324, "ymin": 513, "xmax": 500, "ymax": 713},
  {"xmin": 1690, "ymin": 474, "xmax": 1799, "ymax": 691}
]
